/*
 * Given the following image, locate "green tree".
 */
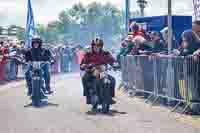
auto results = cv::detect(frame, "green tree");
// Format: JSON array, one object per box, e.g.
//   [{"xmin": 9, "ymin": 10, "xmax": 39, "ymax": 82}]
[
  {"xmin": 10, "ymin": 25, "xmax": 26, "ymax": 40},
  {"xmin": 16, "ymin": 28, "xmax": 25, "ymax": 40},
  {"xmin": 32, "ymin": 2, "xmax": 124, "ymax": 46}
]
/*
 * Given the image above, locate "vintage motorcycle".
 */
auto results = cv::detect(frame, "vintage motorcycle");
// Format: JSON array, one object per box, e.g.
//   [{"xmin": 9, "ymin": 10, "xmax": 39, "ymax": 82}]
[{"xmin": 85, "ymin": 64, "xmax": 115, "ymax": 113}]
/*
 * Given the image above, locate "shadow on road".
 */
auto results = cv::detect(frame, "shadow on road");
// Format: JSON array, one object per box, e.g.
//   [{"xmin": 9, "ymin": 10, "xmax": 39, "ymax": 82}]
[
  {"xmin": 24, "ymin": 102, "xmax": 59, "ymax": 108},
  {"xmin": 86, "ymin": 109, "xmax": 127, "ymax": 117}
]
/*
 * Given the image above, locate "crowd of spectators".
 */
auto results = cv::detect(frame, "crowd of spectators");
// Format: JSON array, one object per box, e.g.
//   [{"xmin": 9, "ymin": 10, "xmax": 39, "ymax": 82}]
[
  {"xmin": 49, "ymin": 43, "xmax": 82, "ymax": 74},
  {"xmin": 0, "ymin": 40, "xmax": 82, "ymax": 84},
  {"xmin": 0, "ymin": 40, "xmax": 24, "ymax": 83},
  {"xmin": 118, "ymin": 21, "xmax": 200, "ymax": 114},
  {"xmin": 117, "ymin": 21, "xmax": 200, "ymax": 60}
]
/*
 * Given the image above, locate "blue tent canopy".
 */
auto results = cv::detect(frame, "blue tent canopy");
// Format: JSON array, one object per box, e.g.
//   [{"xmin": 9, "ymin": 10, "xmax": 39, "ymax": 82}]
[{"xmin": 129, "ymin": 15, "xmax": 192, "ymax": 42}]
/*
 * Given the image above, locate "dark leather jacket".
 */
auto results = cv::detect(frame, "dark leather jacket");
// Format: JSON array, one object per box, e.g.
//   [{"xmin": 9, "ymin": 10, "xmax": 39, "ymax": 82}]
[{"xmin": 25, "ymin": 48, "xmax": 53, "ymax": 62}]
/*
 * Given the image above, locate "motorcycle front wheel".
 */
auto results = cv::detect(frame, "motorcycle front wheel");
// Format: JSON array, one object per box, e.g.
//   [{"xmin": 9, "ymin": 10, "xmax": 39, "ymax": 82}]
[{"xmin": 31, "ymin": 77, "xmax": 42, "ymax": 107}]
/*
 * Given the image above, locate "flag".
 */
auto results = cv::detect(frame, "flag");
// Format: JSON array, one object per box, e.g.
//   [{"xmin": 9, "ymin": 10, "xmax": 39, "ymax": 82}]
[
  {"xmin": 25, "ymin": 0, "xmax": 35, "ymax": 48},
  {"xmin": 193, "ymin": 0, "xmax": 200, "ymax": 20}
]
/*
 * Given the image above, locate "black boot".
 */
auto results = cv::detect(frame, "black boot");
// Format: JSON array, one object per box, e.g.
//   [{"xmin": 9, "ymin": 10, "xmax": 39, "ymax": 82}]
[
  {"xmin": 27, "ymin": 86, "xmax": 32, "ymax": 96},
  {"xmin": 102, "ymin": 104, "xmax": 110, "ymax": 114},
  {"xmin": 46, "ymin": 85, "xmax": 54, "ymax": 94},
  {"xmin": 92, "ymin": 104, "xmax": 98, "ymax": 112}
]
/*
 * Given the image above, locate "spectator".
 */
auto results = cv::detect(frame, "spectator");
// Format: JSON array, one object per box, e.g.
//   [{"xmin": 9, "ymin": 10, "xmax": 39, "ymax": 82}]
[
  {"xmin": 129, "ymin": 22, "xmax": 145, "ymax": 37},
  {"xmin": 160, "ymin": 27, "xmax": 179, "ymax": 53},
  {"xmin": 2, "ymin": 43, "xmax": 9, "ymax": 81},
  {"xmin": 62, "ymin": 45, "xmax": 73, "ymax": 72},
  {"xmin": 130, "ymin": 36, "xmax": 150, "ymax": 55},
  {"xmin": 116, "ymin": 41, "xmax": 127, "ymax": 64},
  {"xmin": 0, "ymin": 42, "xmax": 7, "ymax": 81},
  {"xmin": 122, "ymin": 36, "xmax": 135, "ymax": 56},
  {"xmin": 7, "ymin": 43, "xmax": 18, "ymax": 80},
  {"xmin": 192, "ymin": 21, "xmax": 200, "ymax": 55},
  {"xmin": 0, "ymin": 41, "xmax": 5, "ymax": 82},
  {"xmin": 192, "ymin": 20, "xmax": 200, "ymax": 39},
  {"xmin": 51, "ymin": 46, "xmax": 60, "ymax": 74},
  {"xmin": 178, "ymin": 30, "xmax": 200, "ymax": 114},
  {"xmin": 175, "ymin": 30, "xmax": 200, "ymax": 56},
  {"xmin": 145, "ymin": 31, "xmax": 165, "ymax": 53}
]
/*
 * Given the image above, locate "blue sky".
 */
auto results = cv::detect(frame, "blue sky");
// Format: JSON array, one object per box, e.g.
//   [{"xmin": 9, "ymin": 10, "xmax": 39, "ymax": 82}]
[{"xmin": 0, "ymin": 0, "xmax": 194, "ymax": 27}]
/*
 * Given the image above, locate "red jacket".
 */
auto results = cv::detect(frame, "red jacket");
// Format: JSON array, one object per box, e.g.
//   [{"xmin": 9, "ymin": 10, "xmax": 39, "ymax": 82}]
[
  {"xmin": 0, "ymin": 47, "xmax": 9, "ymax": 64},
  {"xmin": 133, "ymin": 31, "xmax": 145, "ymax": 37},
  {"xmin": 81, "ymin": 50, "xmax": 115, "ymax": 67},
  {"xmin": 77, "ymin": 50, "xmax": 85, "ymax": 65}
]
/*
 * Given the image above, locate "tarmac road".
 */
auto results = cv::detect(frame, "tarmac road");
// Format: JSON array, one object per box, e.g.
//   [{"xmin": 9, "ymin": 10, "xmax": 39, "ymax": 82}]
[{"xmin": 0, "ymin": 73, "xmax": 199, "ymax": 133}]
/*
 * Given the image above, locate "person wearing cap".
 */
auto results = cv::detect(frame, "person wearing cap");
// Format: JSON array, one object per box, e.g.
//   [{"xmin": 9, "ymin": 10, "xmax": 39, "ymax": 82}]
[{"xmin": 25, "ymin": 37, "xmax": 54, "ymax": 96}]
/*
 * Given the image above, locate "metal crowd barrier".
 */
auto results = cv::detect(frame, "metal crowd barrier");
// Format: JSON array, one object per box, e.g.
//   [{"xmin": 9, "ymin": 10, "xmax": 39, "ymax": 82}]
[{"xmin": 121, "ymin": 55, "xmax": 200, "ymax": 113}]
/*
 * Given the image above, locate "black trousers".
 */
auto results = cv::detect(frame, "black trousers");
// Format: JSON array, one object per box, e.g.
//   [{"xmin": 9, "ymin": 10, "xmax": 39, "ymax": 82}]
[{"xmin": 82, "ymin": 72, "xmax": 116, "ymax": 104}]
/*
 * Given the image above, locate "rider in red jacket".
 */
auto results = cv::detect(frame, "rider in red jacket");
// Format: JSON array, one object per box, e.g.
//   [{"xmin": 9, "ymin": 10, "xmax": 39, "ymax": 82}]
[
  {"xmin": 81, "ymin": 47, "xmax": 115, "ymax": 67},
  {"xmin": 80, "ymin": 39, "xmax": 116, "ymax": 111}
]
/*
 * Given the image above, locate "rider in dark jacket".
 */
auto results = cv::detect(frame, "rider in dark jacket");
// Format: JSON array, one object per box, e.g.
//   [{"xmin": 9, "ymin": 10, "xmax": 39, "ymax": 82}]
[
  {"xmin": 80, "ymin": 39, "xmax": 116, "ymax": 110},
  {"xmin": 25, "ymin": 37, "xmax": 54, "ymax": 96}
]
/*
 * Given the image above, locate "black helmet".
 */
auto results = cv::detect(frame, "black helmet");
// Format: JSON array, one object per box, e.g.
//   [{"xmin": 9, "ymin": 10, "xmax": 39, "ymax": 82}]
[{"xmin": 31, "ymin": 37, "xmax": 42, "ymax": 48}]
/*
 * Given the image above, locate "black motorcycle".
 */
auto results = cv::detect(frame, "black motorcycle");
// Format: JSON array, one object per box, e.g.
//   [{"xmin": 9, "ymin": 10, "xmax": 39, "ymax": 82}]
[
  {"xmin": 29, "ymin": 61, "xmax": 49, "ymax": 107},
  {"xmin": 84, "ymin": 64, "xmax": 115, "ymax": 113}
]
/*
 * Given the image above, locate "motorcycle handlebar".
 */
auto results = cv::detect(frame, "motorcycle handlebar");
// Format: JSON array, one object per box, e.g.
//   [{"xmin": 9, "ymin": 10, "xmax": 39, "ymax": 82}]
[
  {"xmin": 20, "ymin": 61, "xmax": 51, "ymax": 67},
  {"xmin": 84, "ymin": 63, "xmax": 120, "ymax": 71}
]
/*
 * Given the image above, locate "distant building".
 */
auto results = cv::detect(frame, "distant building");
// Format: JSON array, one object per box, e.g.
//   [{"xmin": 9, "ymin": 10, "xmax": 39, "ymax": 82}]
[{"xmin": 0, "ymin": 26, "xmax": 19, "ymax": 43}]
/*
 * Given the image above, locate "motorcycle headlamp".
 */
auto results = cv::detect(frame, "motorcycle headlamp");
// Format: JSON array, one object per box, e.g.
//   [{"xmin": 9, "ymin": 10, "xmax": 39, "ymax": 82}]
[{"xmin": 32, "ymin": 62, "xmax": 41, "ymax": 69}]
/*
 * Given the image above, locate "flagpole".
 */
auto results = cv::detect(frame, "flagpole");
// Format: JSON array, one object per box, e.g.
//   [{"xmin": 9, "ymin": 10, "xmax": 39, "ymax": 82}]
[
  {"xmin": 125, "ymin": 0, "xmax": 130, "ymax": 35},
  {"xmin": 168, "ymin": 0, "xmax": 172, "ymax": 54},
  {"xmin": 25, "ymin": 0, "xmax": 30, "ymax": 47},
  {"xmin": 25, "ymin": 0, "xmax": 35, "ymax": 48}
]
